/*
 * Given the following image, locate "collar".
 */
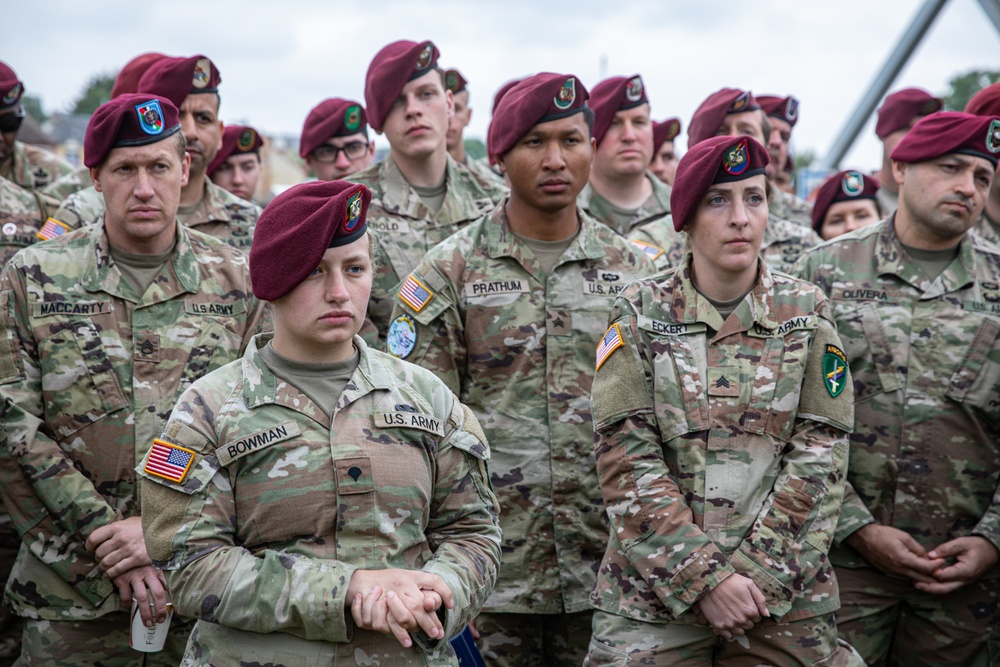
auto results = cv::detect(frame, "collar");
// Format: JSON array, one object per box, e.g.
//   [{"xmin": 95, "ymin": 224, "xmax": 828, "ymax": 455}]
[
  {"xmin": 874, "ymin": 215, "xmax": 976, "ymax": 293},
  {"xmin": 667, "ymin": 256, "xmax": 779, "ymax": 338}
]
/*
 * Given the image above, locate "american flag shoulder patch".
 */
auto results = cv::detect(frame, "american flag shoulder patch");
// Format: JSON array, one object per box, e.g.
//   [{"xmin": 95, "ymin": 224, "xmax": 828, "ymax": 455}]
[
  {"xmin": 596, "ymin": 323, "xmax": 624, "ymax": 371},
  {"xmin": 397, "ymin": 275, "xmax": 434, "ymax": 312},
  {"xmin": 144, "ymin": 438, "xmax": 196, "ymax": 484},
  {"xmin": 630, "ymin": 239, "xmax": 664, "ymax": 261},
  {"xmin": 36, "ymin": 218, "xmax": 70, "ymax": 241}
]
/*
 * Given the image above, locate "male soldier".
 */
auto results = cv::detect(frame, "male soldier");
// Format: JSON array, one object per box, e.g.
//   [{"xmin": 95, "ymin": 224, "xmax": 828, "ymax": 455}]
[
  {"xmin": 758, "ymin": 94, "xmax": 813, "ymax": 221},
  {"xmin": 965, "ymin": 82, "xmax": 1000, "ymax": 245},
  {"xmin": 646, "ymin": 87, "xmax": 819, "ymax": 274},
  {"xmin": 579, "ymin": 75, "xmax": 673, "ymax": 273},
  {"xmin": 796, "ymin": 111, "xmax": 1000, "ymax": 666},
  {"xmin": 874, "ymin": 87, "xmax": 943, "ymax": 216},
  {"xmin": 648, "ymin": 116, "xmax": 680, "ymax": 186},
  {"xmin": 0, "ymin": 61, "xmax": 73, "ymax": 191},
  {"xmin": 299, "ymin": 98, "xmax": 376, "ymax": 181},
  {"xmin": 389, "ymin": 72, "xmax": 654, "ymax": 666},
  {"xmin": 0, "ymin": 93, "xmax": 265, "ymax": 664},
  {"xmin": 349, "ymin": 39, "xmax": 506, "ymax": 341},
  {"xmin": 444, "ymin": 68, "xmax": 503, "ymax": 185},
  {"xmin": 51, "ymin": 55, "xmax": 260, "ymax": 253},
  {"xmin": 208, "ymin": 124, "xmax": 264, "ymax": 204}
]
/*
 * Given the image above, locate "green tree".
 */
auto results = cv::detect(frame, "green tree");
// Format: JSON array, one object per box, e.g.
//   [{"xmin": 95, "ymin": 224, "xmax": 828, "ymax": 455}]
[
  {"xmin": 21, "ymin": 94, "xmax": 47, "ymax": 124},
  {"xmin": 793, "ymin": 148, "xmax": 816, "ymax": 171},
  {"xmin": 942, "ymin": 69, "xmax": 1000, "ymax": 111},
  {"xmin": 464, "ymin": 138, "xmax": 487, "ymax": 160},
  {"xmin": 71, "ymin": 73, "xmax": 116, "ymax": 115}
]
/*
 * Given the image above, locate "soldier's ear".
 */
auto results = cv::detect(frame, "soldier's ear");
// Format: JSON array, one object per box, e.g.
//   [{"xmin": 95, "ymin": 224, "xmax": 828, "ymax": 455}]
[
  {"xmin": 90, "ymin": 167, "xmax": 103, "ymax": 193},
  {"xmin": 495, "ymin": 154, "xmax": 506, "ymax": 174}
]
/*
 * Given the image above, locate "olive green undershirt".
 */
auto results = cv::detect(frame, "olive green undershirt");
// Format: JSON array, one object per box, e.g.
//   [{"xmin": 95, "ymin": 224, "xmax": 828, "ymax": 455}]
[
  {"xmin": 900, "ymin": 241, "xmax": 960, "ymax": 283},
  {"xmin": 514, "ymin": 229, "xmax": 579, "ymax": 276},
  {"xmin": 695, "ymin": 284, "xmax": 753, "ymax": 323},
  {"xmin": 110, "ymin": 241, "xmax": 175, "ymax": 296},
  {"xmin": 412, "ymin": 177, "xmax": 448, "ymax": 214},
  {"xmin": 260, "ymin": 342, "xmax": 360, "ymax": 417}
]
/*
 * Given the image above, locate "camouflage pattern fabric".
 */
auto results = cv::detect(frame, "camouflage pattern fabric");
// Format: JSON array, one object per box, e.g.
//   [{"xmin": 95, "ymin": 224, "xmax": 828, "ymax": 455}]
[
  {"xmin": 347, "ymin": 154, "xmax": 506, "ymax": 343},
  {"xmin": 388, "ymin": 204, "xmax": 654, "ymax": 618},
  {"xmin": 585, "ymin": 609, "xmax": 864, "ymax": 666},
  {"xmin": 137, "ymin": 335, "xmax": 501, "ymax": 666},
  {"xmin": 0, "ymin": 178, "xmax": 48, "ymax": 268},
  {"xmin": 50, "ymin": 180, "xmax": 259, "ymax": 253},
  {"xmin": 589, "ymin": 259, "xmax": 853, "ymax": 631},
  {"xmin": 39, "ymin": 165, "xmax": 92, "ymax": 204},
  {"xmin": 973, "ymin": 212, "xmax": 1000, "ymax": 247},
  {"xmin": 461, "ymin": 154, "xmax": 505, "ymax": 188},
  {"xmin": 0, "ymin": 222, "xmax": 265, "ymax": 663},
  {"xmin": 578, "ymin": 172, "xmax": 672, "ymax": 237},
  {"xmin": 475, "ymin": 610, "xmax": 592, "ymax": 667},
  {"xmin": 0, "ymin": 142, "xmax": 73, "ymax": 191},
  {"xmin": 769, "ymin": 188, "xmax": 814, "ymax": 228}
]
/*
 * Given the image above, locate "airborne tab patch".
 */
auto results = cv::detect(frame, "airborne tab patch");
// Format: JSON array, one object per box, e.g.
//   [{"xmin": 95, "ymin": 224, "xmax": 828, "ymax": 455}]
[
  {"xmin": 823, "ymin": 344, "xmax": 848, "ymax": 397},
  {"xmin": 397, "ymin": 275, "xmax": 434, "ymax": 312}
]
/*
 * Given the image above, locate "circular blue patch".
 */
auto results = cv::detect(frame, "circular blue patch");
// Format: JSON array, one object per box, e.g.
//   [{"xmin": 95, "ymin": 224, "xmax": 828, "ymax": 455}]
[{"xmin": 386, "ymin": 314, "xmax": 417, "ymax": 359}]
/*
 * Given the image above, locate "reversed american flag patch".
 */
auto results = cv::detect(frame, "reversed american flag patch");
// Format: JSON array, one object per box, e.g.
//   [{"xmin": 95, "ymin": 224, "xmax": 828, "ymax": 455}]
[
  {"xmin": 596, "ymin": 323, "xmax": 624, "ymax": 371},
  {"xmin": 144, "ymin": 439, "xmax": 196, "ymax": 483},
  {"xmin": 398, "ymin": 275, "xmax": 434, "ymax": 312},
  {"xmin": 36, "ymin": 218, "xmax": 70, "ymax": 241},
  {"xmin": 630, "ymin": 239, "xmax": 664, "ymax": 261}
]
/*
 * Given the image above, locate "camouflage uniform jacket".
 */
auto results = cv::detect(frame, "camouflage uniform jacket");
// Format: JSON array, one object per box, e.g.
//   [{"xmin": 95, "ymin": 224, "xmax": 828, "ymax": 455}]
[
  {"xmin": 388, "ymin": 204, "xmax": 655, "ymax": 614},
  {"xmin": 795, "ymin": 218, "xmax": 1000, "ymax": 570},
  {"xmin": 590, "ymin": 258, "xmax": 853, "ymax": 624},
  {"xmin": 0, "ymin": 178, "xmax": 47, "ymax": 267},
  {"xmin": 461, "ymin": 154, "xmax": 506, "ymax": 189},
  {"xmin": 137, "ymin": 335, "xmax": 501, "ymax": 665},
  {"xmin": 0, "ymin": 222, "xmax": 265, "ymax": 620},
  {"xmin": 348, "ymin": 154, "xmax": 506, "ymax": 342},
  {"xmin": 875, "ymin": 185, "xmax": 898, "ymax": 219},
  {"xmin": 50, "ymin": 180, "xmax": 260, "ymax": 252},
  {"xmin": 0, "ymin": 141, "xmax": 73, "ymax": 191},
  {"xmin": 578, "ymin": 172, "xmax": 672, "ymax": 237},
  {"xmin": 973, "ymin": 211, "xmax": 1000, "ymax": 247},
  {"xmin": 769, "ymin": 188, "xmax": 814, "ymax": 228},
  {"xmin": 39, "ymin": 164, "xmax": 92, "ymax": 203}
]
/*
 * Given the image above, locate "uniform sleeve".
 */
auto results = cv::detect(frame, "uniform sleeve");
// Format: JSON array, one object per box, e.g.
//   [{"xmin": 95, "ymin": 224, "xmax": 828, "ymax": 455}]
[
  {"xmin": 140, "ymin": 393, "xmax": 359, "ymax": 644},
  {"xmin": 0, "ymin": 264, "xmax": 119, "ymax": 606},
  {"xmin": 416, "ymin": 396, "xmax": 502, "ymax": 650},
  {"xmin": 591, "ymin": 301, "xmax": 739, "ymax": 618}
]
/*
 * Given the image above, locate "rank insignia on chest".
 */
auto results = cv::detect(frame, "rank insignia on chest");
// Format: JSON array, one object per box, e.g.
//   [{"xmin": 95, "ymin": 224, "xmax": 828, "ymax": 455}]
[
  {"xmin": 823, "ymin": 344, "xmax": 848, "ymax": 397},
  {"xmin": 144, "ymin": 439, "xmax": 196, "ymax": 484},
  {"xmin": 398, "ymin": 275, "xmax": 434, "ymax": 312},
  {"xmin": 596, "ymin": 323, "xmax": 624, "ymax": 371},
  {"xmin": 36, "ymin": 218, "xmax": 69, "ymax": 241}
]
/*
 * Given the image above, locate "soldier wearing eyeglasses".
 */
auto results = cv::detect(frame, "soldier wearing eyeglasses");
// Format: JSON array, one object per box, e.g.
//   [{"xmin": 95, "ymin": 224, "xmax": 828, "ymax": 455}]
[{"xmin": 299, "ymin": 98, "xmax": 376, "ymax": 182}]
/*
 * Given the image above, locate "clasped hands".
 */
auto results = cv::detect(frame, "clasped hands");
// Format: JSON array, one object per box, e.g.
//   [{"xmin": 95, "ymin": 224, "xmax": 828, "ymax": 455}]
[{"xmin": 347, "ymin": 568, "xmax": 454, "ymax": 648}]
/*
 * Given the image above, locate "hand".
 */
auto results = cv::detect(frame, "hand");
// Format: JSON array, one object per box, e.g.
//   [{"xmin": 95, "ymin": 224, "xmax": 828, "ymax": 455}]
[
  {"xmin": 468, "ymin": 617, "xmax": 480, "ymax": 640},
  {"xmin": 114, "ymin": 565, "xmax": 169, "ymax": 628},
  {"xmin": 85, "ymin": 516, "xmax": 152, "ymax": 580},
  {"xmin": 915, "ymin": 536, "xmax": 1000, "ymax": 595},
  {"xmin": 694, "ymin": 574, "xmax": 769, "ymax": 640},
  {"xmin": 845, "ymin": 524, "xmax": 944, "ymax": 583},
  {"xmin": 347, "ymin": 569, "xmax": 453, "ymax": 644}
]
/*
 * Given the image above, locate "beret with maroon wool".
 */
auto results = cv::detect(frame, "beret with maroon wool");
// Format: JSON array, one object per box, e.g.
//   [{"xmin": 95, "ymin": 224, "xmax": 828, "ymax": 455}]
[
  {"xmin": 111, "ymin": 53, "xmax": 166, "ymax": 99},
  {"xmin": 299, "ymin": 98, "xmax": 368, "ymax": 158},
  {"xmin": 444, "ymin": 68, "xmax": 468, "ymax": 94},
  {"xmin": 966, "ymin": 82, "xmax": 1000, "ymax": 116},
  {"xmin": 589, "ymin": 74, "xmax": 649, "ymax": 145},
  {"xmin": 0, "ymin": 61, "xmax": 24, "ymax": 110},
  {"xmin": 250, "ymin": 180, "xmax": 372, "ymax": 301},
  {"xmin": 84, "ymin": 94, "xmax": 181, "ymax": 168},
  {"xmin": 652, "ymin": 117, "xmax": 681, "ymax": 154},
  {"xmin": 687, "ymin": 87, "xmax": 760, "ymax": 148},
  {"xmin": 891, "ymin": 111, "xmax": 1000, "ymax": 168},
  {"xmin": 758, "ymin": 94, "xmax": 800, "ymax": 127},
  {"xmin": 364, "ymin": 40, "xmax": 440, "ymax": 133},
  {"xmin": 670, "ymin": 135, "xmax": 770, "ymax": 232},
  {"xmin": 488, "ymin": 72, "xmax": 590, "ymax": 159},
  {"xmin": 811, "ymin": 170, "xmax": 880, "ymax": 231},
  {"xmin": 208, "ymin": 125, "xmax": 264, "ymax": 176},
  {"xmin": 492, "ymin": 78, "xmax": 523, "ymax": 114},
  {"xmin": 137, "ymin": 55, "xmax": 221, "ymax": 108},
  {"xmin": 875, "ymin": 87, "xmax": 942, "ymax": 139}
]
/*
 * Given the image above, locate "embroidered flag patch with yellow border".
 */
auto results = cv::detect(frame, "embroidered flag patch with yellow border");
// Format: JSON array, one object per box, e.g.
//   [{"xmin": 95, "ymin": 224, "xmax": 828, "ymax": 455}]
[
  {"xmin": 398, "ymin": 275, "xmax": 434, "ymax": 312},
  {"xmin": 144, "ymin": 439, "xmax": 195, "ymax": 483},
  {"xmin": 36, "ymin": 218, "xmax": 70, "ymax": 241},
  {"xmin": 630, "ymin": 239, "xmax": 664, "ymax": 261},
  {"xmin": 596, "ymin": 323, "xmax": 624, "ymax": 371}
]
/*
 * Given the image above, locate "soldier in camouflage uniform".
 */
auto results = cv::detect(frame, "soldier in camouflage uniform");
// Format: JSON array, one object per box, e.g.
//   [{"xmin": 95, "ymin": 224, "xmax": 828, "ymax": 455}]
[
  {"xmin": 443, "ymin": 68, "xmax": 505, "ymax": 187},
  {"xmin": 348, "ymin": 40, "xmax": 506, "ymax": 343},
  {"xmin": 795, "ymin": 112, "xmax": 1000, "ymax": 667},
  {"xmin": 0, "ymin": 178, "xmax": 49, "ymax": 267},
  {"xmin": 0, "ymin": 62, "xmax": 73, "ymax": 191},
  {"xmin": 300, "ymin": 98, "xmax": 377, "ymax": 182},
  {"xmin": 50, "ymin": 55, "xmax": 259, "ymax": 253},
  {"xmin": 965, "ymin": 83, "xmax": 1000, "ymax": 247},
  {"xmin": 579, "ymin": 74, "xmax": 673, "ymax": 273},
  {"xmin": 389, "ymin": 73, "xmax": 654, "ymax": 667},
  {"xmin": 585, "ymin": 135, "xmax": 860, "ymax": 667},
  {"xmin": 139, "ymin": 180, "xmax": 500, "ymax": 666},
  {"xmin": 649, "ymin": 117, "xmax": 681, "ymax": 186},
  {"xmin": 873, "ymin": 88, "xmax": 943, "ymax": 219},
  {"xmin": 758, "ymin": 95, "xmax": 813, "ymax": 225},
  {"xmin": 0, "ymin": 94, "xmax": 265, "ymax": 666}
]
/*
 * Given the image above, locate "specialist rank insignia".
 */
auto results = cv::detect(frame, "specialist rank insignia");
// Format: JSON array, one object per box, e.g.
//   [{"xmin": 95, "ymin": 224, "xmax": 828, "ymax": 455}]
[
  {"xmin": 554, "ymin": 77, "xmax": 576, "ymax": 110},
  {"xmin": 841, "ymin": 170, "xmax": 864, "ymax": 197},
  {"xmin": 135, "ymin": 100, "xmax": 164, "ymax": 136},
  {"xmin": 723, "ymin": 139, "xmax": 749, "ymax": 175},
  {"xmin": 345, "ymin": 104, "xmax": 361, "ymax": 132},
  {"xmin": 823, "ymin": 344, "xmax": 848, "ymax": 397}
]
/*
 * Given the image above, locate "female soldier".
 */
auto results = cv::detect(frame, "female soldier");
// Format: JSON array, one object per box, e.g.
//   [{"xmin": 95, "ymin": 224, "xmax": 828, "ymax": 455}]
[
  {"xmin": 811, "ymin": 170, "xmax": 882, "ymax": 241},
  {"xmin": 584, "ymin": 137, "xmax": 861, "ymax": 666},
  {"xmin": 137, "ymin": 180, "xmax": 501, "ymax": 666}
]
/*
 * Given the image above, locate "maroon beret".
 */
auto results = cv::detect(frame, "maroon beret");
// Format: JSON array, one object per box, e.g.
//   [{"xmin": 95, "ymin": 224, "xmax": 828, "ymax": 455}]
[
  {"xmin": 652, "ymin": 117, "xmax": 681, "ymax": 154},
  {"xmin": 299, "ymin": 98, "xmax": 368, "ymax": 158},
  {"xmin": 488, "ymin": 72, "xmax": 589, "ymax": 159},
  {"xmin": 891, "ymin": 111, "xmax": 1000, "ymax": 168},
  {"xmin": 84, "ymin": 94, "xmax": 181, "ymax": 168},
  {"xmin": 492, "ymin": 78, "xmax": 523, "ymax": 115},
  {"xmin": 0, "ymin": 61, "xmax": 24, "ymax": 110},
  {"xmin": 670, "ymin": 135, "xmax": 769, "ymax": 232},
  {"xmin": 965, "ymin": 82, "xmax": 1000, "ymax": 116},
  {"xmin": 811, "ymin": 170, "xmax": 880, "ymax": 231},
  {"xmin": 208, "ymin": 125, "xmax": 264, "ymax": 176},
  {"xmin": 875, "ymin": 87, "xmax": 942, "ymax": 139},
  {"xmin": 111, "ymin": 53, "xmax": 166, "ymax": 99},
  {"xmin": 364, "ymin": 40, "xmax": 440, "ymax": 133},
  {"xmin": 590, "ymin": 75, "xmax": 649, "ymax": 145},
  {"xmin": 688, "ymin": 88, "xmax": 760, "ymax": 148},
  {"xmin": 758, "ymin": 94, "xmax": 800, "ymax": 127},
  {"xmin": 444, "ymin": 69, "xmax": 468, "ymax": 94},
  {"xmin": 137, "ymin": 55, "xmax": 222, "ymax": 108}
]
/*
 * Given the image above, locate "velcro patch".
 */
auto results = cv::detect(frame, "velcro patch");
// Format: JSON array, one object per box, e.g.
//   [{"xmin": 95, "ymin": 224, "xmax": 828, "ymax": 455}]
[
  {"xmin": 398, "ymin": 275, "xmax": 434, "ymax": 312},
  {"xmin": 216, "ymin": 421, "xmax": 301, "ymax": 466},
  {"xmin": 184, "ymin": 300, "xmax": 247, "ymax": 317},
  {"xmin": 36, "ymin": 218, "xmax": 69, "ymax": 241},
  {"xmin": 707, "ymin": 366, "xmax": 741, "ymax": 397},
  {"xmin": 464, "ymin": 279, "xmax": 529, "ymax": 298},
  {"xmin": 596, "ymin": 323, "xmax": 624, "ymax": 371},
  {"xmin": 630, "ymin": 239, "xmax": 664, "ymax": 261},
  {"xmin": 372, "ymin": 411, "xmax": 445, "ymax": 437},
  {"xmin": 637, "ymin": 315, "xmax": 705, "ymax": 336},
  {"xmin": 144, "ymin": 439, "xmax": 196, "ymax": 483},
  {"xmin": 33, "ymin": 300, "xmax": 113, "ymax": 317}
]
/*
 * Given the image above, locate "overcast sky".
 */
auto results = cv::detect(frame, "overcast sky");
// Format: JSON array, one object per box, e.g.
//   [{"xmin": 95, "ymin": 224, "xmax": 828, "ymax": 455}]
[{"xmin": 8, "ymin": 0, "xmax": 1000, "ymax": 172}]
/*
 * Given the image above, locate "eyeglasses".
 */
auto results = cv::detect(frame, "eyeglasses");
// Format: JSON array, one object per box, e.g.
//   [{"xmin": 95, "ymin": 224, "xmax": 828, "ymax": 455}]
[
  {"xmin": 311, "ymin": 141, "xmax": 369, "ymax": 163},
  {"xmin": 0, "ymin": 105, "xmax": 25, "ymax": 134}
]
